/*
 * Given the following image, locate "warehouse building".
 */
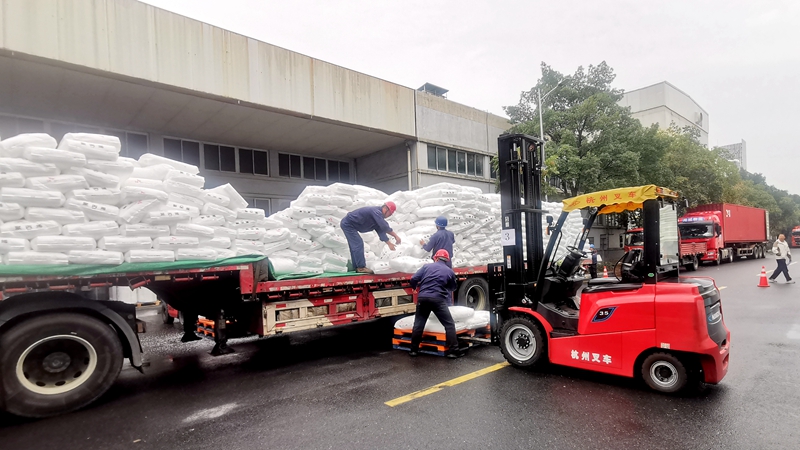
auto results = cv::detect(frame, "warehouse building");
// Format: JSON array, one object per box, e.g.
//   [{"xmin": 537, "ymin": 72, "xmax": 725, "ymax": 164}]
[{"xmin": 0, "ymin": 0, "xmax": 508, "ymax": 215}]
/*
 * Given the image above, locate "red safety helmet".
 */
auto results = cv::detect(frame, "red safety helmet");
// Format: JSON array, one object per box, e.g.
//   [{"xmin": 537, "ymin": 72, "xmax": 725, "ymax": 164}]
[
  {"xmin": 384, "ymin": 201, "xmax": 397, "ymax": 215},
  {"xmin": 433, "ymin": 249, "xmax": 450, "ymax": 261}
]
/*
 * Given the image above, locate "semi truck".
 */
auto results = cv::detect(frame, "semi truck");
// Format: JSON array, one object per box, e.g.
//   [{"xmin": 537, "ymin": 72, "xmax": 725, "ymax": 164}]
[
  {"xmin": 623, "ymin": 227, "xmax": 706, "ymax": 271},
  {"xmin": 791, "ymin": 226, "xmax": 800, "ymax": 247},
  {"xmin": 678, "ymin": 203, "xmax": 770, "ymax": 265},
  {"xmin": 0, "ymin": 258, "xmax": 492, "ymax": 418}
]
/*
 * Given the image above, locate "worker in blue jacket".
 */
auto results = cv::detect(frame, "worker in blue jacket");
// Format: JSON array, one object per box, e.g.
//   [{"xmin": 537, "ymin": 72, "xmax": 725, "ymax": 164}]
[
  {"xmin": 419, "ymin": 215, "xmax": 455, "ymax": 268},
  {"xmin": 408, "ymin": 249, "xmax": 463, "ymax": 358},
  {"xmin": 341, "ymin": 202, "xmax": 401, "ymax": 274}
]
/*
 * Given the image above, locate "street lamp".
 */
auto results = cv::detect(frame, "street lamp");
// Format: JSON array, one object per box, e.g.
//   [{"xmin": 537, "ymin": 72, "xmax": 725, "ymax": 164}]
[{"xmin": 537, "ymin": 78, "xmax": 564, "ymax": 201}]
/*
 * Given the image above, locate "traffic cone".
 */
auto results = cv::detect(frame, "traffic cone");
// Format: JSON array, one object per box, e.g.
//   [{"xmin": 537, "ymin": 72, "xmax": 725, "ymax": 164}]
[
  {"xmin": 758, "ymin": 266, "xmax": 770, "ymax": 288},
  {"xmin": 603, "ymin": 266, "xmax": 609, "ymax": 278}
]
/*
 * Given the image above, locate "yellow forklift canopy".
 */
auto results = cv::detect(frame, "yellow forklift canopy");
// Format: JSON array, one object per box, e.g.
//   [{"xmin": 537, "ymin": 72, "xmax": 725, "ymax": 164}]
[{"xmin": 562, "ymin": 185, "xmax": 679, "ymax": 214}]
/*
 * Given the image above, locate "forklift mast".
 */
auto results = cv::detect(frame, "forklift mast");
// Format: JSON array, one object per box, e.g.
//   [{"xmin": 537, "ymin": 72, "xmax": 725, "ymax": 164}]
[{"xmin": 497, "ymin": 134, "xmax": 546, "ymax": 302}]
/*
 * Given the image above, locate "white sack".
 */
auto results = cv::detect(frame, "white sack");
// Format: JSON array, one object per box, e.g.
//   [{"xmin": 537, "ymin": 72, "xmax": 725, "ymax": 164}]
[
  {"xmin": 201, "ymin": 203, "xmax": 237, "ymax": 222},
  {"xmin": 199, "ymin": 237, "xmax": 231, "ymax": 249},
  {"xmin": 118, "ymin": 199, "xmax": 160, "ymax": 225},
  {"xmin": 30, "ymin": 236, "xmax": 96, "ymax": 252},
  {"xmin": 67, "ymin": 167, "xmax": 119, "ymax": 188},
  {"xmin": 191, "ymin": 215, "xmax": 226, "ymax": 227},
  {"xmin": 5, "ymin": 251, "xmax": 68, "ymax": 266},
  {"xmin": 0, "ymin": 158, "xmax": 59, "ymax": 177},
  {"xmin": 120, "ymin": 224, "xmax": 170, "ymax": 238},
  {"xmin": 98, "ymin": 236, "xmax": 153, "ymax": 252},
  {"xmin": 0, "ymin": 133, "xmax": 57, "ymax": 157},
  {"xmin": 0, "ymin": 220, "xmax": 61, "ymax": 239},
  {"xmin": 138, "ymin": 153, "xmax": 199, "ymax": 175},
  {"xmin": 86, "ymin": 159, "xmax": 135, "ymax": 178},
  {"xmin": 164, "ymin": 169, "xmax": 205, "ymax": 187},
  {"xmin": 175, "ymin": 248, "xmax": 217, "ymax": 261},
  {"xmin": 125, "ymin": 250, "xmax": 175, "ymax": 263},
  {"xmin": 0, "ymin": 238, "xmax": 30, "ymax": 254},
  {"xmin": 68, "ymin": 250, "xmax": 124, "ymax": 265},
  {"xmin": 163, "ymin": 180, "xmax": 203, "ymax": 198},
  {"xmin": 64, "ymin": 198, "xmax": 119, "ymax": 221},
  {"xmin": 25, "ymin": 175, "xmax": 89, "ymax": 192},
  {"xmin": 59, "ymin": 138, "xmax": 119, "ymax": 161},
  {"xmin": 208, "ymin": 183, "xmax": 248, "ymax": 210},
  {"xmin": 24, "ymin": 147, "xmax": 87, "ymax": 169},
  {"xmin": 121, "ymin": 186, "xmax": 169, "ymax": 203},
  {"xmin": 142, "ymin": 210, "xmax": 192, "ymax": 225},
  {"xmin": 0, "ymin": 173, "xmax": 25, "ymax": 188},
  {"xmin": 152, "ymin": 236, "xmax": 199, "ymax": 250},
  {"xmin": 68, "ymin": 188, "xmax": 122, "ymax": 206},
  {"xmin": 170, "ymin": 223, "xmax": 215, "ymax": 239},
  {"xmin": 62, "ymin": 221, "xmax": 119, "ymax": 238},
  {"xmin": 200, "ymin": 191, "xmax": 230, "ymax": 207},
  {"xmin": 0, "ymin": 202, "xmax": 24, "ymax": 221}
]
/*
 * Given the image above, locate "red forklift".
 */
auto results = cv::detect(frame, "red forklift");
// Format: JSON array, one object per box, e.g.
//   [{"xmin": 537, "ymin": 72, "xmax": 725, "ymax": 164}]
[{"xmin": 490, "ymin": 134, "xmax": 730, "ymax": 393}]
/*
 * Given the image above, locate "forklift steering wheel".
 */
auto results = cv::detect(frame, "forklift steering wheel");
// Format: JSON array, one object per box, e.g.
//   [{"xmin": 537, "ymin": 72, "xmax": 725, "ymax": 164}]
[{"xmin": 566, "ymin": 246, "xmax": 586, "ymax": 257}]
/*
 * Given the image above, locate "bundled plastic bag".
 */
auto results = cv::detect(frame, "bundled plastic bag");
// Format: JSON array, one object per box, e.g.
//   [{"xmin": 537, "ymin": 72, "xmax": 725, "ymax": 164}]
[
  {"xmin": 0, "ymin": 173, "xmax": 25, "ymax": 188},
  {"xmin": 68, "ymin": 188, "xmax": 122, "ymax": 206},
  {"xmin": 237, "ymin": 227, "xmax": 267, "ymax": 241},
  {"xmin": 317, "ymin": 232, "xmax": 348, "ymax": 249},
  {"xmin": 175, "ymin": 248, "xmax": 217, "ymax": 261},
  {"xmin": 0, "ymin": 133, "xmax": 57, "ymax": 157},
  {"xmin": 30, "ymin": 236, "xmax": 96, "ymax": 252},
  {"xmin": 1, "ymin": 220, "xmax": 61, "ymax": 238},
  {"xmin": 118, "ymin": 199, "xmax": 160, "ymax": 225},
  {"xmin": 123, "ymin": 177, "xmax": 165, "ymax": 190},
  {"xmin": 165, "ymin": 169, "xmax": 204, "ymax": 187},
  {"xmin": 236, "ymin": 208, "xmax": 266, "ymax": 220},
  {"xmin": 201, "ymin": 203, "xmax": 237, "ymax": 222},
  {"xmin": 5, "ymin": 251, "xmax": 69, "ymax": 266},
  {"xmin": 86, "ymin": 159, "xmax": 135, "ymax": 178},
  {"xmin": 211, "ymin": 226, "xmax": 237, "ymax": 239},
  {"xmin": 169, "ymin": 192, "xmax": 205, "ymax": 209},
  {"xmin": 62, "ymin": 221, "xmax": 120, "ymax": 238},
  {"xmin": 65, "ymin": 198, "xmax": 119, "ymax": 221},
  {"xmin": 170, "ymin": 223, "xmax": 215, "ymax": 239},
  {"xmin": 192, "ymin": 215, "xmax": 226, "ymax": 227},
  {"xmin": 25, "ymin": 175, "xmax": 89, "ymax": 192},
  {"xmin": 142, "ymin": 210, "xmax": 192, "ymax": 225},
  {"xmin": 24, "ymin": 147, "xmax": 87, "ymax": 169},
  {"xmin": 228, "ymin": 219, "xmax": 261, "ymax": 229},
  {"xmin": 163, "ymin": 179, "xmax": 203, "ymax": 198},
  {"xmin": 269, "ymin": 257, "xmax": 298, "ymax": 275},
  {"xmin": 152, "ymin": 236, "xmax": 199, "ymax": 250},
  {"xmin": 120, "ymin": 223, "xmax": 170, "ymax": 238},
  {"xmin": 67, "ymin": 250, "xmax": 124, "ymax": 265},
  {"xmin": 262, "ymin": 228, "xmax": 291, "ymax": 243},
  {"xmin": 289, "ymin": 236, "xmax": 313, "ymax": 252},
  {"xmin": 59, "ymin": 138, "xmax": 119, "ymax": 161},
  {"xmin": 199, "ymin": 190, "xmax": 230, "ymax": 207},
  {"xmin": 0, "ymin": 238, "xmax": 30, "ymax": 254},
  {"xmin": 98, "ymin": 236, "xmax": 153, "ymax": 252},
  {"xmin": 60, "ymin": 133, "xmax": 121, "ymax": 152},
  {"xmin": 213, "ymin": 249, "xmax": 237, "ymax": 260},
  {"xmin": 0, "ymin": 202, "xmax": 25, "ymax": 221},
  {"xmin": 121, "ymin": 186, "xmax": 169, "ymax": 203},
  {"xmin": 208, "ymin": 183, "xmax": 248, "ymax": 211},
  {"xmin": 233, "ymin": 239, "xmax": 266, "ymax": 254},
  {"xmin": 0, "ymin": 158, "xmax": 59, "ymax": 177},
  {"xmin": 67, "ymin": 167, "xmax": 119, "ymax": 188},
  {"xmin": 138, "ymin": 153, "xmax": 199, "ymax": 175},
  {"xmin": 156, "ymin": 201, "xmax": 200, "ymax": 218},
  {"xmin": 125, "ymin": 250, "xmax": 175, "ymax": 263},
  {"xmin": 199, "ymin": 237, "xmax": 231, "ymax": 249}
]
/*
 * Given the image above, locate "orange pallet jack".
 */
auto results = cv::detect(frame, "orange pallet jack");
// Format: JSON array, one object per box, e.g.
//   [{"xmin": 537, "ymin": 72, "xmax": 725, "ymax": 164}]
[{"xmin": 393, "ymin": 326, "xmax": 491, "ymax": 356}]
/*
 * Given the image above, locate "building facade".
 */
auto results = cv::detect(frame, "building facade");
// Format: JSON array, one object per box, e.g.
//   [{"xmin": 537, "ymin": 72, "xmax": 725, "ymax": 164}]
[
  {"xmin": 718, "ymin": 140, "xmax": 747, "ymax": 170},
  {"xmin": 619, "ymin": 81, "xmax": 709, "ymax": 146},
  {"xmin": 0, "ymin": 0, "xmax": 508, "ymax": 214}
]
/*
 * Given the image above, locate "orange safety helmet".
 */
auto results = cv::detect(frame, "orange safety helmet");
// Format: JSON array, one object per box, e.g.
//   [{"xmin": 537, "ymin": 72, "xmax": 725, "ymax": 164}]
[
  {"xmin": 384, "ymin": 201, "xmax": 397, "ymax": 215},
  {"xmin": 433, "ymin": 249, "xmax": 450, "ymax": 261}
]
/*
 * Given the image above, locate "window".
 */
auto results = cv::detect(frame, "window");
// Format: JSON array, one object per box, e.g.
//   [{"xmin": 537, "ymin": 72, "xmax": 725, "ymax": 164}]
[
  {"xmin": 220, "ymin": 146, "xmax": 236, "ymax": 172},
  {"xmin": 428, "ymin": 144, "xmax": 487, "ymax": 178},
  {"xmin": 490, "ymin": 161, "xmax": 497, "ymax": 179},
  {"xmin": 278, "ymin": 153, "xmax": 347, "ymax": 181},
  {"xmin": 205, "ymin": 144, "xmax": 220, "ymax": 170},
  {"xmin": 447, "ymin": 150, "xmax": 457, "ymax": 173},
  {"xmin": 248, "ymin": 198, "xmax": 272, "ymax": 216},
  {"xmin": 475, "ymin": 156, "xmax": 483, "ymax": 177},
  {"xmin": 437, "ymin": 147, "xmax": 447, "ymax": 171},
  {"xmin": 125, "ymin": 133, "xmax": 148, "ymax": 159},
  {"xmin": 163, "ymin": 138, "xmax": 182, "ymax": 161},
  {"xmin": 467, "ymin": 153, "xmax": 476, "ymax": 176},
  {"xmin": 456, "ymin": 152, "xmax": 466, "ymax": 174},
  {"xmin": 427, "ymin": 147, "xmax": 437, "ymax": 170},
  {"xmin": 182, "ymin": 141, "xmax": 200, "ymax": 167},
  {"xmin": 253, "ymin": 150, "xmax": 268, "ymax": 175}
]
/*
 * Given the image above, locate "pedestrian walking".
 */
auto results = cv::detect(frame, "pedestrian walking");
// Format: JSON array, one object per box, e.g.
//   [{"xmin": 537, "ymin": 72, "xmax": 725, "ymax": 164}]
[
  {"xmin": 408, "ymin": 249, "xmax": 463, "ymax": 358},
  {"xmin": 419, "ymin": 216, "xmax": 455, "ymax": 268},
  {"xmin": 587, "ymin": 244, "xmax": 602, "ymax": 278},
  {"xmin": 770, "ymin": 234, "xmax": 794, "ymax": 284},
  {"xmin": 340, "ymin": 202, "xmax": 401, "ymax": 274}
]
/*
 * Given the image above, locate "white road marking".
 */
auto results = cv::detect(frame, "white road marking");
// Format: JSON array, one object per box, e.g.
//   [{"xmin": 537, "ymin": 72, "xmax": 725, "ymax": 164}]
[
  {"xmin": 787, "ymin": 324, "xmax": 800, "ymax": 340},
  {"xmin": 183, "ymin": 403, "xmax": 238, "ymax": 423}
]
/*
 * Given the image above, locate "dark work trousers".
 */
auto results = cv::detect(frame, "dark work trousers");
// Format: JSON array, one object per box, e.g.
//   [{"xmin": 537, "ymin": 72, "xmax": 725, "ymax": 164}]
[
  {"xmin": 340, "ymin": 220, "xmax": 366, "ymax": 269},
  {"xmin": 589, "ymin": 264, "xmax": 598, "ymax": 279},
  {"xmin": 410, "ymin": 297, "xmax": 459, "ymax": 354},
  {"xmin": 770, "ymin": 259, "xmax": 792, "ymax": 281}
]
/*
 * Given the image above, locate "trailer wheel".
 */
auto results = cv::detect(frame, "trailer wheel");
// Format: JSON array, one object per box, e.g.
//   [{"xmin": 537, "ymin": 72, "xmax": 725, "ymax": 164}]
[
  {"xmin": 161, "ymin": 302, "xmax": 175, "ymax": 325},
  {"xmin": 500, "ymin": 316, "xmax": 546, "ymax": 368},
  {"xmin": 457, "ymin": 277, "xmax": 489, "ymax": 310},
  {"xmin": 0, "ymin": 313, "xmax": 123, "ymax": 418},
  {"xmin": 641, "ymin": 352, "xmax": 688, "ymax": 394}
]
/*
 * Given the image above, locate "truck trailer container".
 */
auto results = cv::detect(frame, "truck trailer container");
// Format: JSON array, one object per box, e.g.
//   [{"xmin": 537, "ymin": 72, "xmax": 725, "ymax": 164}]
[{"xmin": 679, "ymin": 203, "xmax": 770, "ymax": 265}]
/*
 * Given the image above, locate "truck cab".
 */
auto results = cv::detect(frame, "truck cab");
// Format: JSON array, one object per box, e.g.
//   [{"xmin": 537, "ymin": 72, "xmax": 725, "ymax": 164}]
[
  {"xmin": 623, "ymin": 228, "xmax": 644, "ymax": 252},
  {"xmin": 679, "ymin": 212, "xmax": 724, "ymax": 264},
  {"xmin": 792, "ymin": 226, "xmax": 800, "ymax": 248},
  {"xmin": 490, "ymin": 134, "xmax": 730, "ymax": 394}
]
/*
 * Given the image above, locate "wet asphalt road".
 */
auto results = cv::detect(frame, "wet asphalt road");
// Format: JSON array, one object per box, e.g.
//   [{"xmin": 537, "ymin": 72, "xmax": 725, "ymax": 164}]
[{"xmin": 1, "ymin": 258, "xmax": 800, "ymax": 449}]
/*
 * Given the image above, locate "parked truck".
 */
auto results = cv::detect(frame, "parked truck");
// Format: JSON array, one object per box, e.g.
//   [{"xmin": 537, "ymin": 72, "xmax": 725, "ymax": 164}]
[
  {"xmin": 678, "ymin": 203, "xmax": 770, "ymax": 265},
  {"xmin": 0, "ymin": 258, "xmax": 492, "ymax": 418},
  {"xmin": 791, "ymin": 226, "xmax": 800, "ymax": 248},
  {"xmin": 623, "ymin": 226, "xmax": 706, "ymax": 271}
]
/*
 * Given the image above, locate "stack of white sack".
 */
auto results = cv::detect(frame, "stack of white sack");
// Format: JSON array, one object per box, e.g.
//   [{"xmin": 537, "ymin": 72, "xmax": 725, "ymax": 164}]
[
  {"xmin": 540, "ymin": 201, "xmax": 590, "ymax": 260},
  {"xmin": 0, "ymin": 132, "xmax": 260, "ymax": 265},
  {"xmin": 393, "ymin": 306, "xmax": 490, "ymax": 333}
]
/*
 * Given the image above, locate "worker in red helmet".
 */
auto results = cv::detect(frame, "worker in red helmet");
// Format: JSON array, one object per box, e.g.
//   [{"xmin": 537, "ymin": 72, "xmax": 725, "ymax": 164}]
[
  {"xmin": 408, "ymin": 249, "xmax": 463, "ymax": 358},
  {"xmin": 341, "ymin": 202, "xmax": 401, "ymax": 274}
]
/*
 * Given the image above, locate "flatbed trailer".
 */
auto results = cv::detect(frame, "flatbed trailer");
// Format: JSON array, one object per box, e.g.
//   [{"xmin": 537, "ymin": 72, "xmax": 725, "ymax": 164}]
[{"xmin": 0, "ymin": 256, "xmax": 491, "ymax": 418}]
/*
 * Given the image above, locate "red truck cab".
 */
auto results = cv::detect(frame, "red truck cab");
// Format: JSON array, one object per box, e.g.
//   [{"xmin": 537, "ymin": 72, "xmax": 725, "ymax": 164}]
[
  {"xmin": 679, "ymin": 212, "xmax": 723, "ymax": 264},
  {"xmin": 623, "ymin": 228, "xmax": 644, "ymax": 252},
  {"xmin": 792, "ymin": 226, "xmax": 800, "ymax": 247}
]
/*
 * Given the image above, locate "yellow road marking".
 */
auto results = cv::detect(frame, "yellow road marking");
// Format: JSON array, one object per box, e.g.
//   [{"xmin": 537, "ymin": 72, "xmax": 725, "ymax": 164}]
[
  {"xmin": 718, "ymin": 286, "xmax": 727, "ymax": 290},
  {"xmin": 385, "ymin": 362, "xmax": 509, "ymax": 407}
]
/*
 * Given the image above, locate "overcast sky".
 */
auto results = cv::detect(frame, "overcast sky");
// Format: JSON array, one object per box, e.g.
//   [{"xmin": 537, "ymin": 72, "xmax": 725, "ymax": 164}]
[{"xmin": 141, "ymin": 0, "xmax": 800, "ymax": 195}]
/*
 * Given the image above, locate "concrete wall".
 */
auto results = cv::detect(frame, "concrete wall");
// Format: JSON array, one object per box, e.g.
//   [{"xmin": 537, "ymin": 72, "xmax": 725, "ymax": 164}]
[
  {"xmin": 0, "ymin": 0, "xmax": 416, "ymax": 138},
  {"xmin": 355, "ymin": 143, "xmax": 411, "ymax": 194},
  {"xmin": 620, "ymin": 81, "xmax": 709, "ymax": 145},
  {"xmin": 416, "ymin": 91, "xmax": 509, "ymax": 154}
]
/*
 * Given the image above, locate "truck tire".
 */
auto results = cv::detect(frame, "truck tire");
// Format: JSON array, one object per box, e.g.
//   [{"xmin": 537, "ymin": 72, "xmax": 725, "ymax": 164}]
[
  {"xmin": 641, "ymin": 352, "xmax": 688, "ymax": 394},
  {"xmin": 161, "ymin": 302, "xmax": 175, "ymax": 325},
  {"xmin": 500, "ymin": 316, "xmax": 546, "ymax": 368},
  {"xmin": 0, "ymin": 313, "xmax": 123, "ymax": 418},
  {"xmin": 457, "ymin": 277, "xmax": 489, "ymax": 311},
  {"xmin": 714, "ymin": 250, "xmax": 721, "ymax": 266},
  {"xmin": 684, "ymin": 255, "xmax": 699, "ymax": 271},
  {"xmin": 727, "ymin": 250, "xmax": 734, "ymax": 264}
]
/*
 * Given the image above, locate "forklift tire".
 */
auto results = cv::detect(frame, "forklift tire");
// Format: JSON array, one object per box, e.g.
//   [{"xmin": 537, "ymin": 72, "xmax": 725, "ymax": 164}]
[
  {"xmin": 457, "ymin": 277, "xmax": 489, "ymax": 310},
  {"xmin": 0, "ymin": 313, "xmax": 123, "ymax": 418},
  {"xmin": 641, "ymin": 352, "xmax": 688, "ymax": 394},
  {"xmin": 499, "ymin": 316, "xmax": 546, "ymax": 368},
  {"xmin": 161, "ymin": 302, "xmax": 175, "ymax": 325}
]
